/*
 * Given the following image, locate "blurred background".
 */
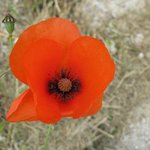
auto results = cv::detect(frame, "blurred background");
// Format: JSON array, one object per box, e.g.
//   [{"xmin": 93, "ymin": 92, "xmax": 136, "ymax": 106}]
[{"xmin": 0, "ymin": 0, "xmax": 150, "ymax": 150}]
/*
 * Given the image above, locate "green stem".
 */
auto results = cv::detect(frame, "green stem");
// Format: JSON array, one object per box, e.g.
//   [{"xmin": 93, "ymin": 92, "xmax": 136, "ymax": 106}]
[
  {"xmin": 15, "ymin": 79, "xmax": 19, "ymax": 97},
  {"xmin": 8, "ymin": 34, "xmax": 13, "ymax": 51},
  {"xmin": 8, "ymin": 34, "xmax": 19, "ymax": 97},
  {"xmin": 42, "ymin": 125, "xmax": 53, "ymax": 150}
]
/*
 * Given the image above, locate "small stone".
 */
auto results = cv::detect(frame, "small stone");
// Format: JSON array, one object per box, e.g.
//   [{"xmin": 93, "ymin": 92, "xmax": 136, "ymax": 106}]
[
  {"xmin": 138, "ymin": 52, "xmax": 144, "ymax": 59},
  {"xmin": 134, "ymin": 33, "xmax": 144, "ymax": 45}
]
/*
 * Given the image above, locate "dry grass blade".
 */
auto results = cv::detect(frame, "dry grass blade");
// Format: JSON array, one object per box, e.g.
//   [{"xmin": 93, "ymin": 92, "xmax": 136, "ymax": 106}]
[{"xmin": 0, "ymin": 69, "xmax": 10, "ymax": 78}]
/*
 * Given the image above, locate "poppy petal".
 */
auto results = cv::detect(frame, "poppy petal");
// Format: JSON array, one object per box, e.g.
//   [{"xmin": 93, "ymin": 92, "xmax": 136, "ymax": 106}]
[
  {"xmin": 10, "ymin": 18, "xmax": 80, "ymax": 84},
  {"xmin": 23, "ymin": 39, "xmax": 65, "ymax": 123},
  {"xmin": 34, "ymin": 95, "xmax": 61, "ymax": 124},
  {"xmin": 6, "ymin": 89, "xmax": 37, "ymax": 122},
  {"xmin": 68, "ymin": 36, "xmax": 115, "ymax": 117},
  {"xmin": 83, "ymin": 94, "xmax": 103, "ymax": 117},
  {"xmin": 59, "ymin": 99, "xmax": 77, "ymax": 117}
]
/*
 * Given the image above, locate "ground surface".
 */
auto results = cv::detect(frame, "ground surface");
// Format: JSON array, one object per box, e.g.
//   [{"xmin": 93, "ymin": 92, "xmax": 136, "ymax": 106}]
[{"xmin": 0, "ymin": 0, "xmax": 150, "ymax": 150}]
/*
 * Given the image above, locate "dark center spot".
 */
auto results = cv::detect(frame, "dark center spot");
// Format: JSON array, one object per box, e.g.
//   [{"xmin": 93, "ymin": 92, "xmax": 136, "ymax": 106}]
[{"xmin": 47, "ymin": 69, "xmax": 81, "ymax": 101}]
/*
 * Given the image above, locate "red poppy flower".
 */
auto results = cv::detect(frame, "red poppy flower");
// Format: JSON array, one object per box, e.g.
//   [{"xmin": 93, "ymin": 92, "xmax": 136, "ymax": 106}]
[{"xmin": 6, "ymin": 18, "xmax": 115, "ymax": 123}]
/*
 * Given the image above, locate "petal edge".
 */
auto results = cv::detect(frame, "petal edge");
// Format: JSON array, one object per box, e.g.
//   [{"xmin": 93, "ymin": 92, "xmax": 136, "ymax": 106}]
[{"xmin": 6, "ymin": 89, "xmax": 37, "ymax": 122}]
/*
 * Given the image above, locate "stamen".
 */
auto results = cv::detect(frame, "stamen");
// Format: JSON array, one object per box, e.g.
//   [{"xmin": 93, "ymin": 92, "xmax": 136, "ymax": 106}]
[
  {"xmin": 47, "ymin": 69, "xmax": 81, "ymax": 101},
  {"xmin": 58, "ymin": 78, "xmax": 72, "ymax": 92}
]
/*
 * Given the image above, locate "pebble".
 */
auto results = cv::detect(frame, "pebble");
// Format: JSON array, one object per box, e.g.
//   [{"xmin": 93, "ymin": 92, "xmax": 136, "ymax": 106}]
[{"xmin": 138, "ymin": 52, "xmax": 144, "ymax": 59}]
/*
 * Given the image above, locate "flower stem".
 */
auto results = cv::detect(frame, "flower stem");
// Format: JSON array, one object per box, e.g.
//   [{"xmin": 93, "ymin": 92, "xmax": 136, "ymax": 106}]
[
  {"xmin": 8, "ymin": 34, "xmax": 19, "ymax": 97},
  {"xmin": 42, "ymin": 125, "xmax": 53, "ymax": 150},
  {"xmin": 8, "ymin": 34, "xmax": 13, "ymax": 51},
  {"xmin": 15, "ymin": 78, "xmax": 19, "ymax": 97}
]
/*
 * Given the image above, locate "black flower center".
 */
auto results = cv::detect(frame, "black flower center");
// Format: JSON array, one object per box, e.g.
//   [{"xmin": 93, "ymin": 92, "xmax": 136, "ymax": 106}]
[{"xmin": 47, "ymin": 69, "xmax": 81, "ymax": 101}]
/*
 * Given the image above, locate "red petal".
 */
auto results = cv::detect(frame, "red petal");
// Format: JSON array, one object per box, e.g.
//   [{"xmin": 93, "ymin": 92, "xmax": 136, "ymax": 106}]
[
  {"xmin": 83, "ymin": 94, "xmax": 103, "ymax": 117},
  {"xmin": 6, "ymin": 89, "xmax": 37, "ymax": 122},
  {"xmin": 10, "ymin": 18, "xmax": 80, "ymax": 84},
  {"xmin": 67, "ymin": 36, "xmax": 115, "ymax": 117},
  {"xmin": 23, "ymin": 39, "xmax": 65, "ymax": 123}
]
